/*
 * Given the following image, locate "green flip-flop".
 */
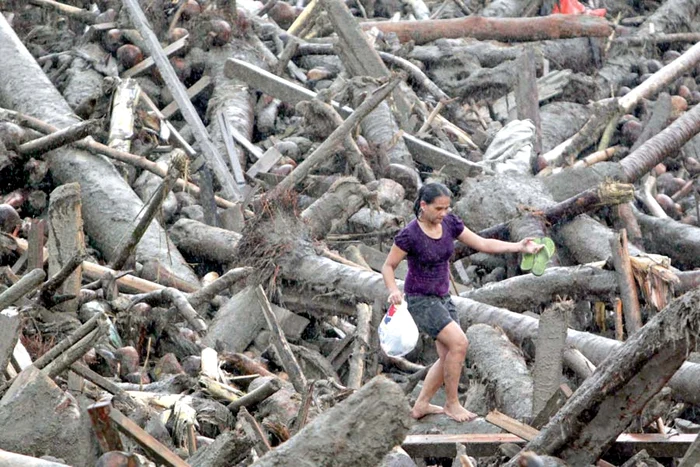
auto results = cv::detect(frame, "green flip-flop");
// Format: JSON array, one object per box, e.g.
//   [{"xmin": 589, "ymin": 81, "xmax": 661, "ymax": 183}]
[{"xmin": 520, "ymin": 237, "xmax": 556, "ymax": 276}]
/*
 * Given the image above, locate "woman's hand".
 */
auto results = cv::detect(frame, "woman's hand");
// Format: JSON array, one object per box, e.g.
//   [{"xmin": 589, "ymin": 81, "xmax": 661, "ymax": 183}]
[
  {"xmin": 519, "ymin": 238, "xmax": 544, "ymax": 254},
  {"xmin": 388, "ymin": 288, "xmax": 403, "ymax": 305}
]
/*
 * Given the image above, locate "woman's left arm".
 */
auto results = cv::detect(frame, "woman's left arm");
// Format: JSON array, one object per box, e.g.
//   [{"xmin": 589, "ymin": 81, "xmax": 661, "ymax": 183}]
[{"xmin": 457, "ymin": 226, "xmax": 542, "ymax": 254}]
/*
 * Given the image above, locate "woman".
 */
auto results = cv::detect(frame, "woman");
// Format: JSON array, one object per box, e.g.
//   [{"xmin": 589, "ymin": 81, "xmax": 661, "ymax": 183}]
[{"xmin": 381, "ymin": 183, "xmax": 543, "ymax": 422}]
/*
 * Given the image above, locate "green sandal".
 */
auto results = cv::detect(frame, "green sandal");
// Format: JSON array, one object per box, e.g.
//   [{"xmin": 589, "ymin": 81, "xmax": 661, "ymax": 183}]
[{"xmin": 520, "ymin": 237, "xmax": 556, "ymax": 276}]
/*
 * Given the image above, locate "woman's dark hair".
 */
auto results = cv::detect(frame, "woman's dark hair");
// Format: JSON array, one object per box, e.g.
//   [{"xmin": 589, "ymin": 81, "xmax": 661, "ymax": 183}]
[{"xmin": 413, "ymin": 183, "xmax": 452, "ymax": 217}]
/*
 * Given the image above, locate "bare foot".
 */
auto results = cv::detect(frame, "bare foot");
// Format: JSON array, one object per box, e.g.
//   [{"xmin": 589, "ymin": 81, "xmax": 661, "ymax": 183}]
[
  {"xmin": 444, "ymin": 402, "xmax": 477, "ymax": 422},
  {"xmin": 410, "ymin": 403, "xmax": 444, "ymax": 419}
]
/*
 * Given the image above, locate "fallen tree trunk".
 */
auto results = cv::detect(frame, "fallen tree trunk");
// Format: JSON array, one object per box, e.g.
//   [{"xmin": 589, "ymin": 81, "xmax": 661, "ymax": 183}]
[
  {"xmin": 169, "ymin": 218, "xmax": 241, "ymax": 266},
  {"xmin": 358, "ymin": 15, "xmax": 613, "ymax": 45},
  {"xmin": 634, "ymin": 208, "xmax": 700, "ymax": 270},
  {"xmin": 510, "ymin": 288, "xmax": 700, "ymax": 466},
  {"xmin": 460, "ymin": 266, "xmax": 618, "ymax": 312},
  {"xmin": 250, "ymin": 376, "xmax": 411, "ymax": 467},
  {"xmin": 0, "ymin": 14, "xmax": 198, "ymax": 286},
  {"xmin": 203, "ymin": 45, "xmax": 256, "ymax": 177},
  {"xmin": 300, "ymin": 177, "xmax": 370, "ymax": 239},
  {"xmin": 466, "ymin": 324, "xmax": 533, "ymax": 421}
]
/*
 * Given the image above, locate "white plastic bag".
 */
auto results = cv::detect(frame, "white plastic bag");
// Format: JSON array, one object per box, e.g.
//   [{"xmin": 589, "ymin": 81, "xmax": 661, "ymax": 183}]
[{"xmin": 378, "ymin": 300, "xmax": 419, "ymax": 357}]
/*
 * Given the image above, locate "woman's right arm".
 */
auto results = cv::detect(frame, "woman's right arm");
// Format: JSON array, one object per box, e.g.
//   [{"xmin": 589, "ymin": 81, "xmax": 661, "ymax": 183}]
[{"xmin": 382, "ymin": 244, "xmax": 408, "ymax": 304}]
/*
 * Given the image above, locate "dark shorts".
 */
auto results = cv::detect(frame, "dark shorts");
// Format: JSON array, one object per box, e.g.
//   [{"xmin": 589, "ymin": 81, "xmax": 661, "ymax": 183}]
[{"xmin": 406, "ymin": 295, "xmax": 458, "ymax": 338}]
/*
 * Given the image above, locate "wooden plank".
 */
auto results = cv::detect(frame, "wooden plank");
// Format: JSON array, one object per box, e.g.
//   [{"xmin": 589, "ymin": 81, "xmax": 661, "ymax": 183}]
[
  {"xmin": 560, "ymin": 382, "xmax": 574, "ymax": 398},
  {"xmin": 216, "ymin": 110, "xmax": 247, "ymax": 187},
  {"xmin": 109, "ymin": 405, "xmax": 189, "ymax": 467},
  {"xmin": 227, "ymin": 122, "xmax": 264, "ymax": 163},
  {"xmin": 357, "ymin": 243, "xmax": 408, "ymax": 280},
  {"xmin": 224, "ymin": 58, "xmax": 481, "ymax": 180},
  {"xmin": 402, "ymin": 433, "xmax": 697, "ymax": 459},
  {"xmin": 492, "ymin": 69, "xmax": 573, "ymax": 122},
  {"xmin": 318, "ymin": 0, "xmax": 411, "ymax": 124},
  {"xmin": 225, "ymin": 58, "xmax": 341, "ymax": 112},
  {"xmin": 485, "ymin": 410, "xmax": 540, "ymax": 441},
  {"xmin": 514, "ymin": 46, "xmax": 542, "ymax": 153},
  {"xmin": 402, "ymin": 133, "xmax": 480, "ymax": 179},
  {"xmin": 122, "ymin": 35, "xmax": 190, "ymax": 78},
  {"xmin": 247, "ymin": 146, "xmax": 283, "ymax": 178},
  {"xmin": 27, "ymin": 219, "xmax": 45, "ymax": 271},
  {"xmin": 161, "ymin": 75, "xmax": 212, "ymax": 119}
]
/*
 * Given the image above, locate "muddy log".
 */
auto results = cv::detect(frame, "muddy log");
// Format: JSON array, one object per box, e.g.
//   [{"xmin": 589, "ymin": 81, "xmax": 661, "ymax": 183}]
[
  {"xmin": 169, "ymin": 218, "xmax": 241, "ymax": 266},
  {"xmin": 250, "ymin": 376, "xmax": 411, "ymax": 467},
  {"xmin": 0, "ymin": 14, "xmax": 198, "ymax": 286},
  {"xmin": 358, "ymin": 15, "xmax": 613, "ymax": 45},
  {"xmin": 275, "ymin": 251, "xmax": 700, "ymax": 406},
  {"xmin": 460, "ymin": 266, "xmax": 618, "ymax": 312},
  {"xmin": 300, "ymin": 177, "xmax": 371, "ymax": 239},
  {"xmin": 202, "ymin": 45, "xmax": 257, "ymax": 175},
  {"xmin": 634, "ymin": 209, "xmax": 700, "ymax": 270},
  {"xmin": 510, "ymin": 288, "xmax": 700, "ymax": 466},
  {"xmin": 466, "ymin": 324, "xmax": 533, "ymax": 421}
]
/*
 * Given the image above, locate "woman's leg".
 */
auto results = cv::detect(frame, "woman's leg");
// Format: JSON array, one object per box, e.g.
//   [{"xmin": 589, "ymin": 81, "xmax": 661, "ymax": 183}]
[
  {"xmin": 410, "ymin": 340, "xmax": 448, "ymax": 419},
  {"xmin": 435, "ymin": 321, "xmax": 477, "ymax": 422}
]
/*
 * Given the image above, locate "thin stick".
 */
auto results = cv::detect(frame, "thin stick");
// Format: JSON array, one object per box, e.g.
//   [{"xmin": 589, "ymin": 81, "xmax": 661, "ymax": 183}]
[
  {"xmin": 110, "ymin": 151, "xmax": 186, "ymax": 270},
  {"xmin": 28, "ymin": 0, "xmax": 98, "ymax": 24},
  {"xmin": 18, "ymin": 120, "xmax": 99, "ymax": 156},
  {"xmin": 38, "ymin": 253, "xmax": 86, "ymax": 306},
  {"xmin": 43, "ymin": 326, "xmax": 105, "ymax": 378},
  {"xmin": 227, "ymin": 377, "xmax": 282, "ymax": 413},
  {"xmin": 417, "ymin": 101, "xmax": 445, "ymax": 135},
  {"xmin": 0, "ymin": 268, "xmax": 45, "ymax": 310},
  {"xmin": 287, "ymin": 0, "xmax": 318, "ymax": 35},
  {"xmin": 187, "ymin": 267, "xmax": 253, "ymax": 308},
  {"xmin": 609, "ymin": 230, "xmax": 642, "ymax": 336},
  {"xmin": 239, "ymin": 407, "xmax": 271, "ymax": 453},
  {"xmin": 255, "ymin": 286, "xmax": 308, "ymax": 394},
  {"xmin": 291, "ymin": 381, "xmax": 315, "ymax": 434},
  {"xmin": 140, "ymin": 336, "xmax": 152, "ymax": 392}
]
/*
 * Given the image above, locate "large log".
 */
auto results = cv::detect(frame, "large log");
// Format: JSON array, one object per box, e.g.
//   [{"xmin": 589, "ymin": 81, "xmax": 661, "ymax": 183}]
[
  {"xmin": 249, "ymin": 376, "xmax": 411, "ymax": 467},
  {"xmin": 359, "ymin": 15, "xmax": 613, "ymax": 45},
  {"xmin": 460, "ymin": 266, "xmax": 617, "ymax": 313},
  {"xmin": 0, "ymin": 14, "xmax": 198, "ymax": 286},
  {"xmin": 634, "ymin": 207, "xmax": 700, "ymax": 270},
  {"xmin": 466, "ymin": 324, "xmax": 533, "ymax": 421}
]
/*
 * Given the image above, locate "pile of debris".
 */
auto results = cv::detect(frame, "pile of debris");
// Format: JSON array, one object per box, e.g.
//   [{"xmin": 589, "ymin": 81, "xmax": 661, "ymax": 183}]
[{"xmin": 1, "ymin": 0, "xmax": 700, "ymax": 465}]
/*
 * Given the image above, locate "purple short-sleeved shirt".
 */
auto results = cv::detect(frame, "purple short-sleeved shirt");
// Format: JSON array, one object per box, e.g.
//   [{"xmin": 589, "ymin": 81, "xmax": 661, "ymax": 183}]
[{"xmin": 394, "ymin": 213, "xmax": 465, "ymax": 296}]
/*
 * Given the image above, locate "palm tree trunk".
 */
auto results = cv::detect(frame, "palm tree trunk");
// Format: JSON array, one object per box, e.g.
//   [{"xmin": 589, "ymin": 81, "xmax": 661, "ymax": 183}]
[{"xmin": 620, "ymin": 103, "xmax": 700, "ymax": 182}]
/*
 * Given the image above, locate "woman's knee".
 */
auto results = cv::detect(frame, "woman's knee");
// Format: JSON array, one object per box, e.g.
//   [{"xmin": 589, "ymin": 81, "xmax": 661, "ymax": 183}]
[
  {"xmin": 451, "ymin": 334, "xmax": 468, "ymax": 356},
  {"xmin": 439, "ymin": 323, "xmax": 468, "ymax": 355}
]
